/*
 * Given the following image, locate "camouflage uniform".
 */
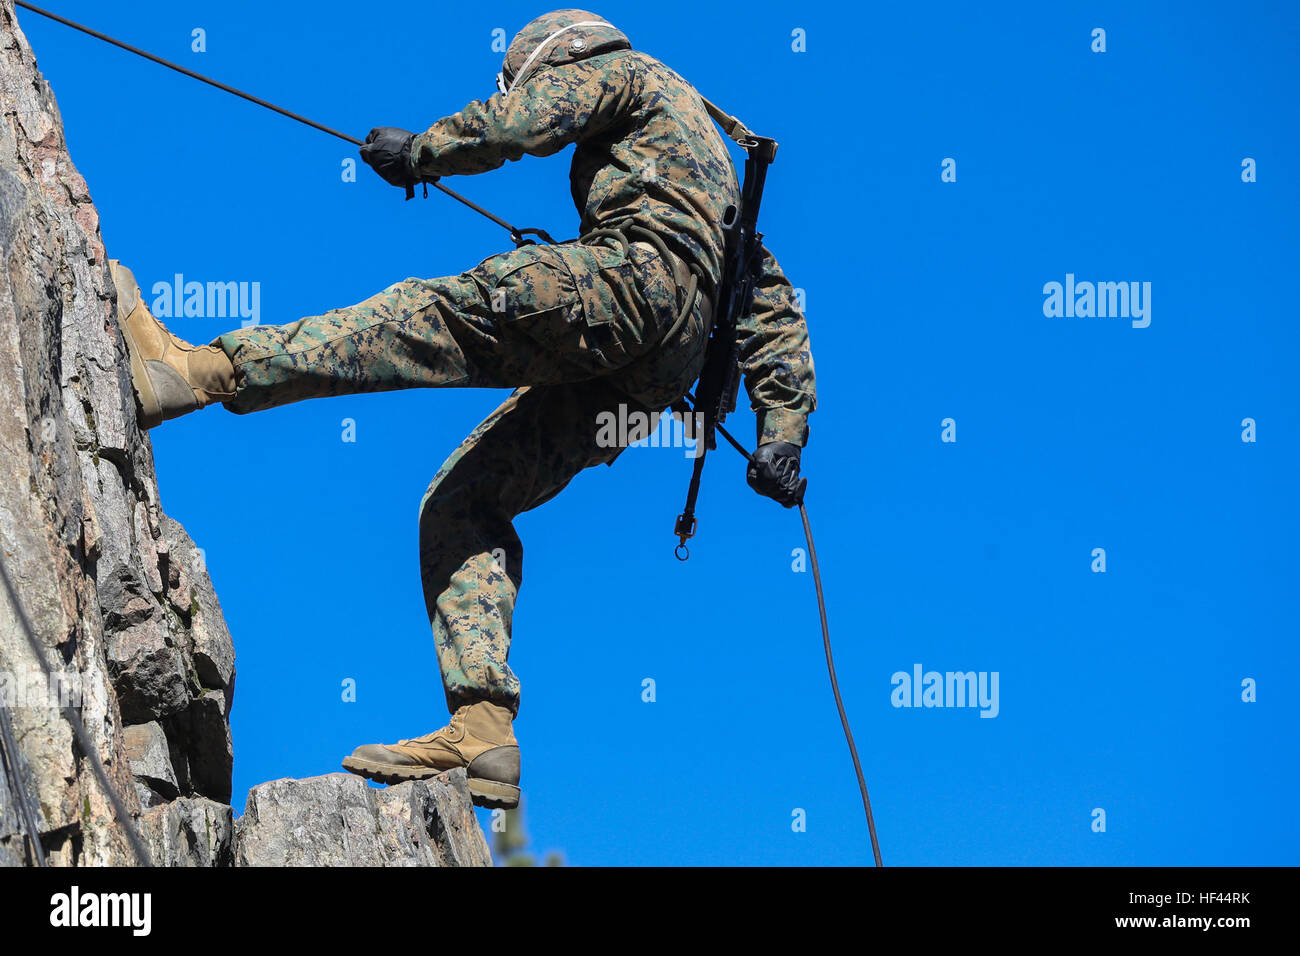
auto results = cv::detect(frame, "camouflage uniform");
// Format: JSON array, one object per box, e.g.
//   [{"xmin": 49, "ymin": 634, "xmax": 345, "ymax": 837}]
[{"xmin": 215, "ymin": 10, "xmax": 816, "ymax": 717}]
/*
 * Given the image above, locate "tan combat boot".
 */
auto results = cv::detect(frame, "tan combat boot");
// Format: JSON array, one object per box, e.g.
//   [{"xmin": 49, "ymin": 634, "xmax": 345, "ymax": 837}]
[
  {"xmin": 109, "ymin": 260, "xmax": 236, "ymax": 429},
  {"xmin": 342, "ymin": 701, "xmax": 521, "ymax": 809}
]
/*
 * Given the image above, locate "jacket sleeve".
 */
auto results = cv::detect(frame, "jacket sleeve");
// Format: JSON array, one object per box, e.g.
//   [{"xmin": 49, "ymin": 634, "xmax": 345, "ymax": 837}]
[
  {"xmin": 408, "ymin": 55, "xmax": 636, "ymax": 178},
  {"xmin": 736, "ymin": 244, "xmax": 817, "ymax": 447}
]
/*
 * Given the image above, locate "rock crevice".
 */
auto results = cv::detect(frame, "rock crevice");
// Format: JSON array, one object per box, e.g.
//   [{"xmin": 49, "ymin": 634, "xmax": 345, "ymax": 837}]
[{"xmin": 0, "ymin": 1, "xmax": 489, "ymax": 867}]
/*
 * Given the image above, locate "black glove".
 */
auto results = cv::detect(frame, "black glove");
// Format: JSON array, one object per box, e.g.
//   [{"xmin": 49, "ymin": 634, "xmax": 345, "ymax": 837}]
[
  {"xmin": 360, "ymin": 127, "xmax": 419, "ymax": 188},
  {"xmin": 747, "ymin": 440, "xmax": 806, "ymax": 508}
]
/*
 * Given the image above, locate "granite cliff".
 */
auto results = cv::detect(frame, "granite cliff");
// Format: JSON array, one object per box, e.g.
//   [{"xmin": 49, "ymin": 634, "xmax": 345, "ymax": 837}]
[{"xmin": 0, "ymin": 1, "xmax": 489, "ymax": 867}]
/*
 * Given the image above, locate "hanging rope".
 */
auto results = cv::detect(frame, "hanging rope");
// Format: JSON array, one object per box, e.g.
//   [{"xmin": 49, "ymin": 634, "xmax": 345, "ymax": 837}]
[
  {"xmin": 12, "ymin": 0, "xmax": 556, "ymax": 247},
  {"xmin": 798, "ymin": 495, "xmax": 884, "ymax": 866},
  {"xmin": 12, "ymin": 0, "xmax": 880, "ymax": 867},
  {"xmin": 683, "ymin": 397, "xmax": 884, "ymax": 866},
  {"xmin": 0, "ymin": 554, "xmax": 154, "ymax": 866},
  {"xmin": 0, "ymin": 692, "xmax": 46, "ymax": 865}
]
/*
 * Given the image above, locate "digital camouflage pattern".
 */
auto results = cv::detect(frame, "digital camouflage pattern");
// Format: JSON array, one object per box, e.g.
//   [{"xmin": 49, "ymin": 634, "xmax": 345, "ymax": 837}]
[
  {"xmin": 219, "ymin": 238, "xmax": 699, "ymax": 414},
  {"xmin": 411, "ymin": 24, "xmax": 736, "ymax": 301},
  {"xmin": 418, "ymin": 382, "xmax": 651, "ymax": 714},
  {"xmin": 499, "ymin": 9, "xmax": 631, "ymax": 90},
  {"xmin": 742, "ymin": 245, "xmax": 815, "ymax": 445},
  {"xmin": 214, "ymin": 9, "xmax": 816, "ymax": 716},
  {"xmin": 218, "ymin": 233, "xmax": 697, "ymax": 717}
]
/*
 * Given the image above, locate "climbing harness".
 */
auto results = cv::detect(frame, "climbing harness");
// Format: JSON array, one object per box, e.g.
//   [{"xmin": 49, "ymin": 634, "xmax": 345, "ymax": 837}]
[{"xmin": 13, "ymin": 0, "xmax": 883, "ymax": 866}]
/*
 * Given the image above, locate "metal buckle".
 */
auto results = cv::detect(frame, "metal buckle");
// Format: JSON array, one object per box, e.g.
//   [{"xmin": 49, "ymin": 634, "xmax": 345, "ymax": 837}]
[{"xmin": 673, "ymin": 512, "xmax": 697, "ymax": 561}]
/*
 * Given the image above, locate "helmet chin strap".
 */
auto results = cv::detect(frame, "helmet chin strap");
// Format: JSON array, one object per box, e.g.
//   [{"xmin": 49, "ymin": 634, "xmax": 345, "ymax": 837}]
[{"xmin": 501, "ymin": 20, "xmax": 614, "ymax": 97}]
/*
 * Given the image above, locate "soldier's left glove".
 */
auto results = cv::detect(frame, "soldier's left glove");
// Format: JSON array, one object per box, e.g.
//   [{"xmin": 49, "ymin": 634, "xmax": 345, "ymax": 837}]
[
  {"xmin": 360, "ymin": 127, "xmax": 420, "ymax": 188},
  {"xmin": 747, "ymin": 440, "xmax": 806, "ymax": 508}
]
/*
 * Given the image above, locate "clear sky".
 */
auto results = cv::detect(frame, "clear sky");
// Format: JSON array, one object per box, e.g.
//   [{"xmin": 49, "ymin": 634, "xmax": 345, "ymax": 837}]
[{"xmin": 21, "ymin": 0, "xmax": 1298, "ymax": 865}]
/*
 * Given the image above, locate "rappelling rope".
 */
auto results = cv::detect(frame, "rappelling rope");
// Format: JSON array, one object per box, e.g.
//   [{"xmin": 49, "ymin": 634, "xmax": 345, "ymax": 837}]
[
  {"xmin": 686, "ymin": 399, "xmax": 884, "ymax": 866},
  {"xmin": 0, "ymin": 554, "xmax": 154, "ymax": 866},
  {"xmin": 14, "ymin": 0, "xmax": 882, "ymax": 867},
  {"xmin": 0, "ymin": 683, "xmax": 46, "ymax": 865},
  {"xmin": 12, "ymin": 1, "xmax": 555, "ymax": 246},
  {"xmin": 798, "ymin": 494, "xmax": 884, "ymax": 867}
]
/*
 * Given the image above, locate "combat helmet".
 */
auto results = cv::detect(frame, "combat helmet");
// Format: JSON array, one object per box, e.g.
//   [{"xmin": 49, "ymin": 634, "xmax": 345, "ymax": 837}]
[{"xmin": 496, "ymin": 9, "xmax": 631, "ymax": 95}]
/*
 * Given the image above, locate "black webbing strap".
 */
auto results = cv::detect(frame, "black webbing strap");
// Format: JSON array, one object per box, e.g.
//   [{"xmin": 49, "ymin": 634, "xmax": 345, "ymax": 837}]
[{"xmin": 671, "ymin": 408, "xmax": 707, "ymax": 560}]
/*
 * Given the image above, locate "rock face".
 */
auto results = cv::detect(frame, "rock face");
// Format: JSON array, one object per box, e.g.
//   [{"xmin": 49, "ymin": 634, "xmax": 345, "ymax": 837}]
[
  {"xmin": 235, "ymin": 771, "xmax": 491, "ymax": 867},
  {"xmin": 0, "ymin": 1, "xmax": 489, "ymax": 867}
]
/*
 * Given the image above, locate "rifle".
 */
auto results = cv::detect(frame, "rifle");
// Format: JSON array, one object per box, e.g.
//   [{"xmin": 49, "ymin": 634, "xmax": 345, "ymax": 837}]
[{"xmin": 672, "ymin": 125, "xmax": 778, "ymax": 560}]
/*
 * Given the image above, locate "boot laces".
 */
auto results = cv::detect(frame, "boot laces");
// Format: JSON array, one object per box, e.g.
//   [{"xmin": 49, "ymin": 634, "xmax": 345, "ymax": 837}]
[{"xmin": 398, "ymin": 710, "xmax": 465, "ymax": 747}]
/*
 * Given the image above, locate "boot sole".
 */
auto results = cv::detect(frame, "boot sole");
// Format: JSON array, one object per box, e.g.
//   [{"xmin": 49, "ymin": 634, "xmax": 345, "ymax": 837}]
[
  {"xmin": 340, "ymin": 756, "xmax": 520, "ymax": 810},
  {"xmin": 118, "ymin": 317, "xmax": 164, "ymax": 429}
]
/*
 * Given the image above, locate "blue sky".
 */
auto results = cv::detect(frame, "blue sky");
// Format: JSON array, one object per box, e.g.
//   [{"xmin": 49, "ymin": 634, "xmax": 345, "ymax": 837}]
[{"xmin": 22, "ymin": 0, "xmax": 1297, "ymax": 865}]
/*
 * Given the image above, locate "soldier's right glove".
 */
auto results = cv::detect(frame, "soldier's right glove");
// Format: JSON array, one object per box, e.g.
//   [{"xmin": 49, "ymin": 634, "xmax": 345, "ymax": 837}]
[{"xmin": 747, "ymin": 440, "xmax": 806, "ymax": 508}]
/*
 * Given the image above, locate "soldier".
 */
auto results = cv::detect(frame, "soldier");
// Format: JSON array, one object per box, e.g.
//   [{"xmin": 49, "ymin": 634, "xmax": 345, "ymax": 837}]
[{"xmin": 112, "ymin": 9, "xmax": 816, "ymax": 810}]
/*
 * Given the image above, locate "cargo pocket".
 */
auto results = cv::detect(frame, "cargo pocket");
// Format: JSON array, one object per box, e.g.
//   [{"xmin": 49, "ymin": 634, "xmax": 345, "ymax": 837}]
[
  {"xmin": 478, "ymin": 246, "xmax": 577, "ymax": 322},
  {"xmin": 476, "ymin": 245, "xmax": 589, "ymax": 356},
  {"xmin": 457, "ymin": 244, "xmax": 596, "ymax": 383},
  {"xmin": 554, "ymin": 241, "xmax": 664, "ymax": 369}
]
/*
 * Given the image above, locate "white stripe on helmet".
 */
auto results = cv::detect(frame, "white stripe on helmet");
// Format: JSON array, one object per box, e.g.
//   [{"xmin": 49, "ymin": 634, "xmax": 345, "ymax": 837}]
[{"xmin": 504, "ymin": 20, "xmax": 614, "ymax": 97}]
